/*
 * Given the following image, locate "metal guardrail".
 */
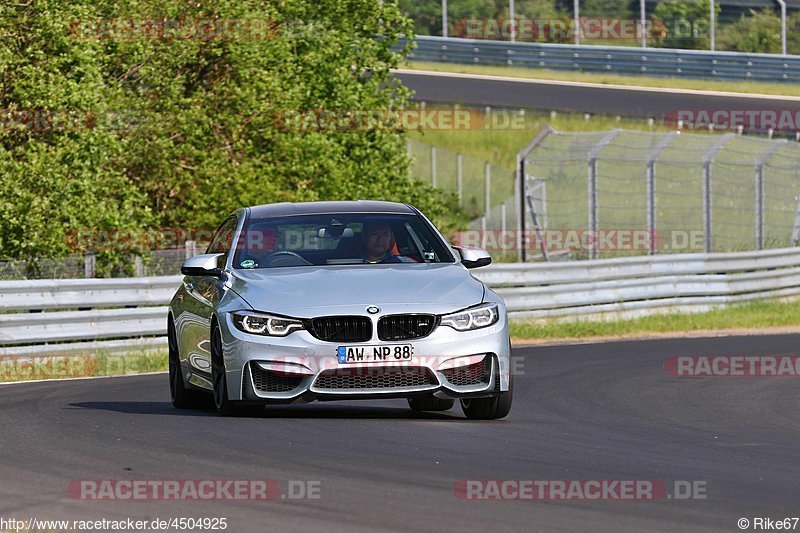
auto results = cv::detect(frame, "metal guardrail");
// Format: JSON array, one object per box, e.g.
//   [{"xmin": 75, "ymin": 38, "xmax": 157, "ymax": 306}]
[
  {"xmin": 0, "ymin": 276, "xmax": 182, "ymax": 311},
  {"xmin": 2, "ymin": 247, "xmax": 800, "ymax": 356},
  {"xmin": 405, "ymin": 36, "xmax": 800, "ymax": 83},
  {"xmin": 0, "ymin": 276, "xmax": 181, "ymax": 357}
]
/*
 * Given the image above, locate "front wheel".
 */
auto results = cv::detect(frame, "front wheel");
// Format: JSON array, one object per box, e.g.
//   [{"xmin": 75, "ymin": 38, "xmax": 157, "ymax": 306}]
[
  {"xmin": 169, "ymin": 318, "xmax": 208, "ymax": 409},
  {"xmin": 460, "ymin": 376, "xmax": 513, "ymax": 420},
  {"xmin": 211, "ymin": 323, "xmax": 243, "ymax": 416}
]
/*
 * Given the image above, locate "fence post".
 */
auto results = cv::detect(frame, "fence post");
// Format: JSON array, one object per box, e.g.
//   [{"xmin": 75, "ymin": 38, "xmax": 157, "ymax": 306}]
[
  {"xmin": 516, "ymin": 126, "xmax": 555, "ymax": 262},
  {"xmin": 431, "ymin": 146, "xmax": 437, "ymax": 188},
  {"xmin": 185, "ymin": 240, "xmax": 197, "ymax": 260},
  {"xmin": 710, "ymin": 0, "xmax": 716, "ymax": 51},
  {"xmin": 441, "ymin": 0, "xmax": 448, "ymax": 38},
  {"xmin": 457, "ymin": 153, "xmax": 463, "ymax": 207},
  {"xmin": 84, "ymin": 253, "xmax": 96, "ymax": 278},
  {"xmin": 134, "ymin": 256, "xmax": 144, "ymax": 277},
  {"xmin": 501, "ymin": 202, "xmax": 507, "ymax": 234},
  {"xmin": 509, "ymin": 0, "xmax": 516, "ymax": 42},
  {"xmin": 588, "ymin": 159, "xmax": 598, "ymax": 259},
  {"xmin": 702, "ymin": 134, "xmax": 734, "ymax": 253},
  {"xmin": 755, "ymin": 141, "xmax": 786, "ymax": 250},
  {"xmin": 587, "ymin": 129, "xmax": 622, "ymax": 259},
  {"xmin": 646, "ymin": 132, "xmax": 678, "ymax": 255},
  {"xmin": 792, "ymin": 197, "xmax": 800, "ymax": 246},
  {"xmin": 484, "ymin": 162, "xmax": 491, "ymax": 221}
]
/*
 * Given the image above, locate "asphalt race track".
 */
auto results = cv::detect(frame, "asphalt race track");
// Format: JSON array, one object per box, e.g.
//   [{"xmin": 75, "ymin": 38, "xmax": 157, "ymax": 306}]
[
  {"xmin": 395, "ymin": 69, "xmax": 800, "ymax": 119},
  {"xmin": 1, "ymin": 334, "xmax": 799, "ymax": 532}
]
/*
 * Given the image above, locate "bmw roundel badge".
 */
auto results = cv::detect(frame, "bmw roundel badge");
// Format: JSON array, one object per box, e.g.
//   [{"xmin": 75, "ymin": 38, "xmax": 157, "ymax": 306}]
[{"xmin": 366, "ymin": 306, "xmax": 380, "ymax": 314}]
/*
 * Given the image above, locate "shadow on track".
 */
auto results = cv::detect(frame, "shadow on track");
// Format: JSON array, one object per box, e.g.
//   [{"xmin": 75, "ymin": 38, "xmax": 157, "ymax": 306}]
[{"xmin": 66, "ymin": 401, "xmax": 469, "ymax": 421}]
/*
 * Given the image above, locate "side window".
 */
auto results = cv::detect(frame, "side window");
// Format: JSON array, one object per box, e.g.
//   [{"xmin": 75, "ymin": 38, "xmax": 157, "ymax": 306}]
[{"xmin": 207, "ymin": 216, "xmax": 239, "ymax": 261}]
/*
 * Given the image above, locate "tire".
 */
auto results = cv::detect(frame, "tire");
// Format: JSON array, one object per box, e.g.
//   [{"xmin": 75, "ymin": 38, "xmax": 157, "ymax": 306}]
[
  {"xmin": 168, "ymin": 318, "xmax": 208, "ymax": 409},
  {"xmin": 211, "ymin": 322, "xmax": 244, "ymax": 416},
  {"xmin": 408, "ymin": 395, "xmax": 455, "ymax": 412},
  {"xmin": 460, "ymin": 375, "xmax": 513, "ymax": 420}
]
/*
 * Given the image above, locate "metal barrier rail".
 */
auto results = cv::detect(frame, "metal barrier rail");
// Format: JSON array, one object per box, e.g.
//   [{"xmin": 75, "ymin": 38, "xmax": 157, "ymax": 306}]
[
  {"xmin": 0, "ymin": 275, "xmax": 182, "ymax": 312},
  {"xmin": 2, "ymin": 247, "xmax": 800, "ymax": 355},
  {"xmin": 404, "ymin": 36, "xmax": 800, "ymax": 83}
]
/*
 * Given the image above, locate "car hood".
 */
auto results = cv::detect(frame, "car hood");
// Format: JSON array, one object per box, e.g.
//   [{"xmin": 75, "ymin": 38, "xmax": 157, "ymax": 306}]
[{"xmin": 229, "ymin": 263, "xmax": 485, "ymax": 317}]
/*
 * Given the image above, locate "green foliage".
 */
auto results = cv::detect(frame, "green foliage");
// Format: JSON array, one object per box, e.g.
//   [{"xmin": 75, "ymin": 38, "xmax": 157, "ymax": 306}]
[
  {"xmin": 581, "ymin": 0, "xmax": 633, "ymax": 20},
  {"xmin": 717, "ymin": 9, "xmax": 800, "ymax": 54},
  {"xmin": 1, "ymin": 0, "xmax": 461, "ymax": 273},
  {"xmin": 400, "ymin": 0, "xmax": 565, "ymax": 39},
  {"xmin": 652, "ymin": 0, "xmax": 719, "ymax": 49}
]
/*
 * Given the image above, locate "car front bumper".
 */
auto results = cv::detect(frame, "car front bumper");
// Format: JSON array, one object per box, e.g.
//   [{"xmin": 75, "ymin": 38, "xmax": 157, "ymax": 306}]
[{"xmin": 215, "ymin": 311, "xmax": 511, "ymax": 403}]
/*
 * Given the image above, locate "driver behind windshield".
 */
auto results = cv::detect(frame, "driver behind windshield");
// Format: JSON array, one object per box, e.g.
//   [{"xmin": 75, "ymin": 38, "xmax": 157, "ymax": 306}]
[{"xmin": 362, "ymin": 222, "xmax": 414, "ymax": 264}]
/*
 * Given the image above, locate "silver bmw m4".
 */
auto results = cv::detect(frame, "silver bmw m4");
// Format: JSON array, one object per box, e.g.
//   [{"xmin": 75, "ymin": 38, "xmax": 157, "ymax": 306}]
[{"xmin": 168, "ymin": 200, "xmax": 512, "ymax": 419}]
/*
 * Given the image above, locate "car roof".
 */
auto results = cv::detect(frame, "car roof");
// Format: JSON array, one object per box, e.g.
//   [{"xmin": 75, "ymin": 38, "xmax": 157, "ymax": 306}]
[{"xmin": 246, "ymin": 200, "xmax": 416, "ymax": 218}]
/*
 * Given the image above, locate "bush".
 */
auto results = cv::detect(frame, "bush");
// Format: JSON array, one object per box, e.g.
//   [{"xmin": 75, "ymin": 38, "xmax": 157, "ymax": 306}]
[
  {"xmin": 401, "ymin": 0, "xmax": 565, "ymax": 40},
  {"xmin": 581, "ymin": 0, "xmax": 633, "ymax": 20},
  {"xmin": 717, "ymin": 9, "xmax": 800, "ymax": 54},
  {"xmin": 0, "ymin": 1, "xmax": 463, "ymax": 272},
  {"xmin": 652, "ymin": 0, "xmax": 719, "ymax": 49}
]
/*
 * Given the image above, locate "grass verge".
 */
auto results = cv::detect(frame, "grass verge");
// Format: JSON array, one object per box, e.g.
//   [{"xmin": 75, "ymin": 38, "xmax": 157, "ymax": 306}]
[
  {"xmin": 408, "ymin": 105, "xmax": 677, "ymax": 169},
  {"xmin": 0, "ymin": 349, "xmax": 168, "ymax": 383},
  {"xmin": 3, "ymin": 300, "xmax": 797, "ymax": 382},
  {"xmin": 510, "ymin": 299, "xmax": 800, "ymax": 344},
  {"xmin": 405, "ymin": 61, "xmax": 800, "ymax": 98}
]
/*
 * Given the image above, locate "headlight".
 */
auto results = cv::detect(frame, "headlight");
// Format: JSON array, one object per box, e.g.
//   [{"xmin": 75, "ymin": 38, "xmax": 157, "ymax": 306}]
[
  {"xmin": 440, "ymin": 303, "xmax": 499, "ymax": 331},
  {"xmin": 232, "ymin": 311, "xmax": 304, "ymax": 337}
]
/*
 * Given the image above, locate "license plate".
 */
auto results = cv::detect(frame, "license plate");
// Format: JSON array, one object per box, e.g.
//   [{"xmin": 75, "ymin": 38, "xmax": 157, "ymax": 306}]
[{"xmin": 337, "ymin": 344, "xmax": 414, "ymax": 364}]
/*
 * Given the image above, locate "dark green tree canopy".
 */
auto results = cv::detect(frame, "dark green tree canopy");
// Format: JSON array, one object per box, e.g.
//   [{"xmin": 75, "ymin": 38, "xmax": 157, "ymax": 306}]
[{"xmin": 0, "ymin": 0, "xmax": 461, "ymax": 272}]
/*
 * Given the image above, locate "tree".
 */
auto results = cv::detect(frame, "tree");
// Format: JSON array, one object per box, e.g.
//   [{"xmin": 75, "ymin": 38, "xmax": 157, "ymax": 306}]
[
  {"xmin": 0, "ymin": 1, "xmax": 463, "ymax": 273},
  {"xmin": 717, "ymin": 9, "xmax": 800, "ymax": 54},
  {"xmin": 652, "ymin": 0, "xmax": 719, "ymax": 49},
  {"xmin": 401, "ymin": 0, "xmax": 566, "ymax": 40},
  {"xmin": 581, "ymin": 0, "xmax": 633, "ymax": 20}
]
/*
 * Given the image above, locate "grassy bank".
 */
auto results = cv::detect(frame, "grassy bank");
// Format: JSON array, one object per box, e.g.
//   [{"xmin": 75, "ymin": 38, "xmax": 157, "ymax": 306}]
[
  {"xmin": 1, "ymin": 300, "xmax": 797, "ymax": 384},
  {"xmin": 407, "ymin": 107, "xmax": 675, "ymax": 170},
  {"xmin": 510, "ymin": 299, "xmax": 800, "ymax": 343},
  {"xmin": 0, "ymin": 349, "xmax": 168, "ymax": 383},
  {"xmin": 406, "ymin": 61, "xmax": 800, "ymax": 98}
]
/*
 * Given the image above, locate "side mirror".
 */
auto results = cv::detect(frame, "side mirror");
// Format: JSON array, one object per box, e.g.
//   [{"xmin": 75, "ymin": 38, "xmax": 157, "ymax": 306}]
[
  {"xmin": 453, "ymin": 246, "xmax": 492, "ymax": 269},
  {"xmin": 181, "ymin": 253, "xmax": 225, "ymax": 277}
]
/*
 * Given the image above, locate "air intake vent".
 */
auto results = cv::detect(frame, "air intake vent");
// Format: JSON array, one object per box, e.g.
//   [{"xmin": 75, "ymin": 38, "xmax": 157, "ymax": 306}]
[
  {"xmin": 307, "ymin": 316, "xmax": 372, "ymax": 342},
  {"xmin": 249, "ymin": 363, "xmax": 304, "ymax": 393},
  {"xmin": 442, "ymin": 356, "xmax": 491, "ymax": 387},
  {"xmin": 313, "ymin": 367, "xmax": 438, "ymax": 390},
  {"xmin": 377, "ymin": 314, "xmax": 437, "ymax": 341}
]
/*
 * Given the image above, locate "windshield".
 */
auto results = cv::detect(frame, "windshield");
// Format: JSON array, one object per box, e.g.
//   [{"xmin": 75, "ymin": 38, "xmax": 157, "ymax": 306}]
[{"xmin": 231, "ymin": 213, "xmax": 455, "ymax": 269}]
